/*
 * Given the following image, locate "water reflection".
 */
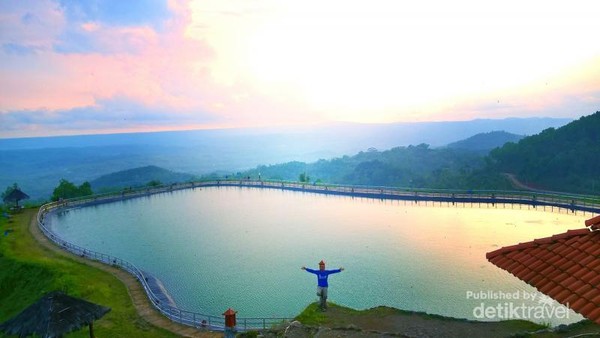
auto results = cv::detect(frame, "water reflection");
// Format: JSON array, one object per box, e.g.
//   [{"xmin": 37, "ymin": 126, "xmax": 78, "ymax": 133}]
[{"xmin": 49, "ymin": 187, "xmax": 588, "ymax": 325}]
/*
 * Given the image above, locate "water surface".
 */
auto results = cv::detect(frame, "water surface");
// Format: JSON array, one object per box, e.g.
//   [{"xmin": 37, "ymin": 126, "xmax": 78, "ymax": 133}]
[{"xmin": 49, "ymin": 187, "xmax": 588, "ymax": 324}]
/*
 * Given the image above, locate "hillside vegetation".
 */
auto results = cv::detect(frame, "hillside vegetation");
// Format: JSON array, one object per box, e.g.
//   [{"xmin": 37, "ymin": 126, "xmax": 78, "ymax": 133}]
[
  {"xmin": 489, "ymin": 112, "xmax": 600, "ymax": 194},
  {"xmin": 90, "ymin": 165, "xmax": 195, "ymax": 192},
  {"xmin": 0, "ymin": 118, "xmax": 571, "ymax": 200},
  {"xmin": 445, "ymin": 131, "xmax": 524, "ymax": 152},
  {"xmin": 229, "ymin": 111, "xmax": 599, "ymax": 194},
  {"xmin": 232, "ymin": 143, "xmax": 509, "ymax": 190}
]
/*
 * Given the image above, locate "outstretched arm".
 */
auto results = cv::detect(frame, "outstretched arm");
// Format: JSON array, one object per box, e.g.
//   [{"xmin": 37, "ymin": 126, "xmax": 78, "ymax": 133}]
[
  {"xmin": 328, "ymin": 267, "xmax": 344, "ymax": 274},
  {"xmin": 303, "ymin": 267, "xmax": 318, "ymax": 274}
]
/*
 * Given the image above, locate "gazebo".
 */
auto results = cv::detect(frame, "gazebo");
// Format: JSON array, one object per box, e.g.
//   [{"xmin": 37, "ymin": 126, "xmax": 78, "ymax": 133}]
[
  {"xmin": 0, "ymin": 291, "xmax": 111, "ymax": 338},
  {"xmin": 2, "ymin": 188, "xmax": 29, "ymax": 209}
]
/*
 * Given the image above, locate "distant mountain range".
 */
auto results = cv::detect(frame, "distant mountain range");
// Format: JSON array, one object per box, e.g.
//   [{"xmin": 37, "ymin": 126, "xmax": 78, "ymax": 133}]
[
  {"xmin": 229, "ymin": 112, "xmax": 600, "ymax": 194},
  {"xmin": 81, "ymin": 130, "xmax": 527, "ymax": 191},
  {"xmin": 0, "ymin": 117, "xmax": 576, "ymax": 200}
]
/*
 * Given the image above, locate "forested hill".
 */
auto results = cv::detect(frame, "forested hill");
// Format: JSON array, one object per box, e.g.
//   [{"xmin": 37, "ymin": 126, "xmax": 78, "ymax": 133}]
[
  {"xmin": 445, "ymin": 131, "xmax": 524, "ymax": 152},
  {"xmin": 91, "ymin": 165, "xmax": 195, "ymax": 192},
  {"xmin": 226, "ymin": 112, "xmax": 599, "ymax": 194},
  {"xmin": 488, "ymin": 112, "xmax": 600, "ymax": 194},
  {"xmin": 228, "ymin": 144, "xmax": 507, "ymax": 190}
]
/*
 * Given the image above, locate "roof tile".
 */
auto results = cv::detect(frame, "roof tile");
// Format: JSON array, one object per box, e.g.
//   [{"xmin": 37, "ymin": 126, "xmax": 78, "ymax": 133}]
[
  {"xmin": 587, "ymin": 274, "xmax": 600, "ymax": 286},
  {"xmin": 572, "ymin": 267, "xmax": 590, "ymax": 279},
  {"xmin": 573, "ymin": 284, "xmax": 592, "ymax": 297},
  {"xmin": 584, "ymin": 215, "xmax": 600, "ymax": 227},
  {"xmin": 570, "ymin": 298, "xmax": 589, "ymax": 312},
  {"xmin": 567, "ymin": 280, "xmax": 586, "ymax": 293},
  {"xmin": 565, "ymin": 236, "xmax": 583, "ymax": 246},
  {"xmin": 540, "ymin": 265, "xmax": 557, "ymax": 276},
  {"xmin": 528, "ymin": 260, "xmax": 547, "ymax": 271},
  {"xmin": 548, "ymin": 284, "xmax": 565, "ymax": 297},
  {"xmin": 493, "ymin": 256, "xmax": 512, "ymax": 269},
  {"xmin": 566, "ymin": 264, "xmax": 584, "ymax": 275},
  {"xmin": 529, "ymin": 274, "xmax": 545, "ymax": 285},
  {"xmin": 588, "ymin": 245, "xmax": 600, "ymax": 257},
  {"xmin": 578, "ymin": 255, "xmax": 595, "ymax": 267},
  {"xmin": 589, "ymin": 307, "xmax": 600, "ymax": 321},
  {"xmin": 589, "ymin": 259, "xmax": 600, "ymax": 271},
  {"xmin": 514, "ymin": 267, "xmax": 532, "ymax": 280},
  {"xmin": 560, "ymin": 276, "xmax": 578, "ymax": 288},
  {"xmin": 564, "ymin": 249, "xmax": 583, "ymax": 261},
  {"xmin": 554, "ymin": 289, "xmax": 572, "ymax": 303},
  {"xmin": 522, "ymin": 270, "xmax": 539, "ymax": 282},
  {"xmin": 571, "ymin": 251, "xmax": 589, "ymax": 263},
  {"xmin": 534, "ymin": 237, "xmax": 554, "ymax": 245},
  {"xmin": 486, "ymin": 219, "xmax": 600, "ymax": 325},
  {"xmin": 539, "ymin": 281, "xmax": 558, "ymax": 294},
  {"xmin": 552, "ymin": 272, "xmax": 571, "ymax": 284},
  {"xmin": 578, "ymin": 241, "xmax": 596, "ymax": 254},
  {"xmin": 580, "ymin": 303, "xmax": 597, "ymax": 315},
  {"xmin": 564, "ymin": 294, "xmax": 581, "ymax": 305},
  {"xmin": 582, "ymin": 288, "xmax": 598, "ymax": 301}
]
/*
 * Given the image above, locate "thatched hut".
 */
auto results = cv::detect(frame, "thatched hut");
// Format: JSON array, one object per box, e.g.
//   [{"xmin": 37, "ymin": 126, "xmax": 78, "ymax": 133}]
[
  {"xmin": 0, "ymin": 291, "xmax": 110, "ymax": 338},
  {"xmin": 2, "ymin": 188, "xmax": 29, "ymax": 208}
]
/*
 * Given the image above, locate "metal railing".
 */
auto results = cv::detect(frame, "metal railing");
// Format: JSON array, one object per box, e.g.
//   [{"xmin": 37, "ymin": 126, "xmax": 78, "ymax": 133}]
[
  {"xmin": 50, "ymin": 179, "xmax": 600, "ymax": 214},
  {"xmin": 36, "ymin": 180, "xmax": 600, "ymax": 332},
  {"xmin": 37, "ymin": 202, "xmax": 290, "ymax": 331},
  {"xmin": 206, "ymin": 179, "xmax": 600, "ymax": 214}
]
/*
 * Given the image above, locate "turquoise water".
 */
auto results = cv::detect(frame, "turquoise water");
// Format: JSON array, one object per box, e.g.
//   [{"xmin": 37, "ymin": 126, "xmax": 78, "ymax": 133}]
[{"xmin": 48, "ymin": 186, "xmax": 588, "ymax": 324}]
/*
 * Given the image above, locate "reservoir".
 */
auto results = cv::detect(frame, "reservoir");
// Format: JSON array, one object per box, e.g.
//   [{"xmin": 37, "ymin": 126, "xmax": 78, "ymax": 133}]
[{"xmin": 47, "ymin": 186, "xmax": 588, "ymax": 325}]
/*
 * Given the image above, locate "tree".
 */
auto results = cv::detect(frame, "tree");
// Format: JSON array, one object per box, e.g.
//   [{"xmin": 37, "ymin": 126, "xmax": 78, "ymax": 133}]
[
  {"xmin": 299, "ymin": 172, "xmax": 310, "ymax": 183},
  {"xmin": 51, "ymin": 179, "xmax": 93, "ymax": 201},
  {"xmin": 147, "ymin": 180, "xmax": 162, "ymax": 187}
]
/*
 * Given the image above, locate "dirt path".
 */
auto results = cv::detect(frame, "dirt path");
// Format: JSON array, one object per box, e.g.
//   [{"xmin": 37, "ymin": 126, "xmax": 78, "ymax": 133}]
[
  {"xmin": 503, "ymin": 173, "xmax": 538, "ymax": 191},
  {"xmin": 28, "ymin": 211, "xmax": 220, "ymax": 338}
]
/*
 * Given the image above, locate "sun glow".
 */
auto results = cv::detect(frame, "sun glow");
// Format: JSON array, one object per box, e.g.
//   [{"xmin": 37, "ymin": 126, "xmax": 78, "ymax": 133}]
[{"xmin": 186, "ymin": 0, "xmax": 600, "ymax": 123}]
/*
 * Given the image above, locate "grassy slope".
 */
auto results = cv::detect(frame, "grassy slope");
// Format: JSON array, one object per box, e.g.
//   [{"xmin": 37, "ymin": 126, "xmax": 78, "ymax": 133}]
[
  {"xmin": 295, "ymin": 302, "xmax": 543, "ymax": 328},
  {"xmin": 295, "ymin": 303, "xmax": 600, "ymax": 338},
  {"xmin": 0, "ymin": 208, "xmax": 179, "ymax": 338}
]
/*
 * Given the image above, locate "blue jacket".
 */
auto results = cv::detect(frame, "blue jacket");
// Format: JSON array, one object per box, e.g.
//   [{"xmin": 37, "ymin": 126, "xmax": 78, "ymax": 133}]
[{"xmin": 305, "ymin": 268, "xmax": 341, "ymax": 287}]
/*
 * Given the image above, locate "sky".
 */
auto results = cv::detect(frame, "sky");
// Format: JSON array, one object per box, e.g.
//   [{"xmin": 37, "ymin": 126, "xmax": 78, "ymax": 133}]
[{"xmin": 1, "ymin": 0, "xmax": 600, "ymax": 138}]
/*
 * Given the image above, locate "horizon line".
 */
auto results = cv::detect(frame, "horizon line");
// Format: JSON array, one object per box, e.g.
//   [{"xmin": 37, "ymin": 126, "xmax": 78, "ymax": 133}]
[{"xmin": 0, "ymin": 116, "xmax": 575, "ymax": 141}]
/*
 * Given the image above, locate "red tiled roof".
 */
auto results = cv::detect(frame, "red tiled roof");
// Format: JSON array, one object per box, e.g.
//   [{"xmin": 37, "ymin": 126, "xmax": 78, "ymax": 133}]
[
  {"xmin": 586, "ymin": 215, "xmax": 600, "ymax": 230},
  {"xmin": 486, "ymin": 218, "xmax": 600, "ymax": 324}
]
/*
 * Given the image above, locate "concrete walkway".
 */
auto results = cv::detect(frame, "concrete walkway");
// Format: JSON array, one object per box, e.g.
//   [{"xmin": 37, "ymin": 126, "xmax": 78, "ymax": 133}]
[{"xmin": 28, "ymin": 212, "xmax": 220, "ymax": 338}]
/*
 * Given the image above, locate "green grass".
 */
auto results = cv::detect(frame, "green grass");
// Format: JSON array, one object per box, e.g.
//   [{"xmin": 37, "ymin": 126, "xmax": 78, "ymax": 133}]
[
  {"xmin": 0, "ymin": 207, "xmax": 180, "ymax": 338},
  {"xmin": 292, "ymin": 302, "xmax": 600, "ymax": 337},
  {"xmin": 294, "ymin": 302, "xmax": 329, "ymax": 326}
]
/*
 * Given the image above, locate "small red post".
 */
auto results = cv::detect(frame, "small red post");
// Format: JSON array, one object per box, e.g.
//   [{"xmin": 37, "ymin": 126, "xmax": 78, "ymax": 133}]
[{"xmin": 223, "ymin": 308, "xmax": 237, "ymax": 328}]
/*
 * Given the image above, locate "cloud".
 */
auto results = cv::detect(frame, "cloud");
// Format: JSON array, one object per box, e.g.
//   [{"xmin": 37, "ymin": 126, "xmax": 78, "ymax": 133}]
[
  {"xmin": 0, "ymin": 0, "xmax": 213, "ymax": 112},
  {"xmin": 1, "ymin": 0, "xmax": 600, "ymax": 138},
  {"xmin": 0, "ymin": 96, "xmax": 218, "ymax": 137},
  {"xmin": 2, "ymin": 43, "xmax": 40, "ymax": 56},
  {"xmin": 57, "ymin": 0, "xmax": 171, "ymax": 29},
  {"xmin": 0, "ymin": 1, "xmax": 65, "ymax": 52}
]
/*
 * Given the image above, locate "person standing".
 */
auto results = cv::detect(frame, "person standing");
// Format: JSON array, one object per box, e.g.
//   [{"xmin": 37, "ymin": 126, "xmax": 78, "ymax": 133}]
[{"xmin": 302, "ymin": 260, "xmax": 344, "ymax": 310}]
